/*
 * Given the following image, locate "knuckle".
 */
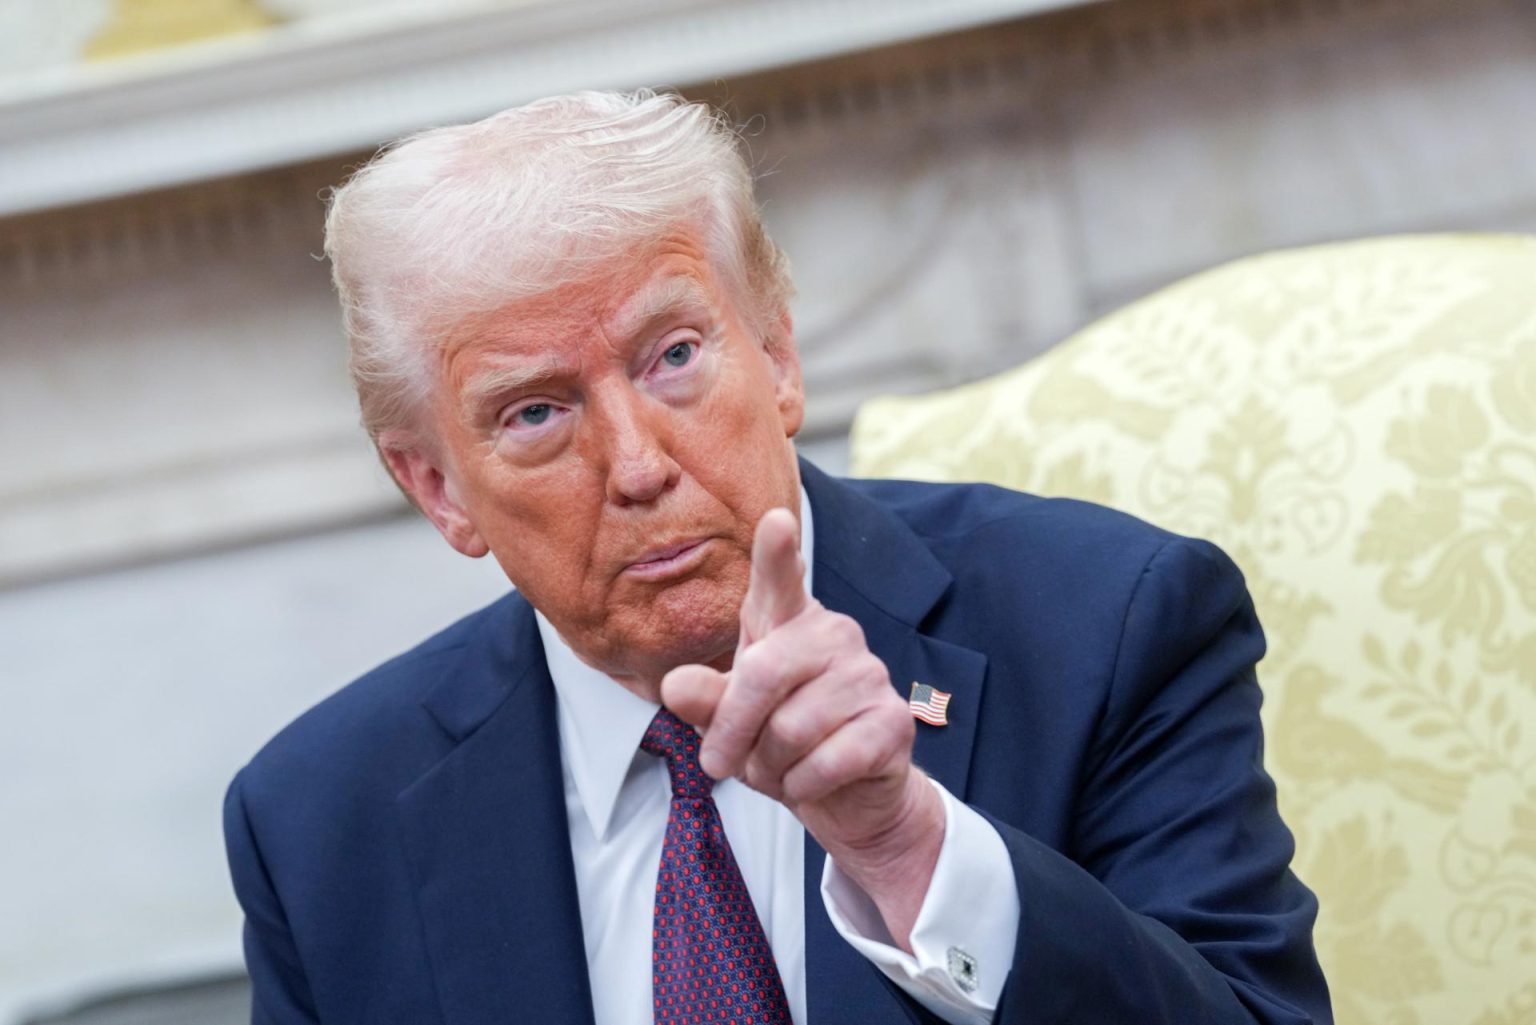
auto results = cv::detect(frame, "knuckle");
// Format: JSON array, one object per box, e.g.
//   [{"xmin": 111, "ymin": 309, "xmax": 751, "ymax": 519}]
[
  {"xmin": 827, "ymin": 613, "xmax": 865, "ymax": 648},
  {"xmin": 771, "ymin": 710, "xmax": 816, "ymax": 752},
  {"xmin": 734, "ymin": 641, "xmax": 771, "ymax": 681},
  {"xmin": 817, "ymin": 746, "xmax": 860, "ymax": 789},
  {"xmin": 854, "ymin": 653, "xmax": 889, "ymax": 691},
  {"xmin": 742, "ymin": 759, "xmax": 779, "ymax": 797},
  {"xmin": 870, "ymin": 703, "xmax": 914, "ymax": 749},
  {"xmin": 874, "ymin": 680, "xmax": 907, "ymax": 716},
  {"xmin": 847, "ymin": 732, "xmax": 885, "ymax": 777},
  {"xmin": 783, "ymin": 762, "xmax": 829, "ymax": 804},
  {"xmin": 736, "ymin": 642, "xmax": 786, "ymax": 695}
]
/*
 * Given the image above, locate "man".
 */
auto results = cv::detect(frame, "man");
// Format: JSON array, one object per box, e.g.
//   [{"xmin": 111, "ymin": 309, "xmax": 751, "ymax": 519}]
[{"xmin": 224, "ymin": 90, "xmax": 1331, "ymax": 1025}]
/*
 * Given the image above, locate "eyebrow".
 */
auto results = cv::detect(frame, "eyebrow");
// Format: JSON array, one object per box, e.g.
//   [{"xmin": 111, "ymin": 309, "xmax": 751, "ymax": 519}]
[
  {"xmin": 455, "ymin": 277, "xmax": 716, "ymax": 419},
  {"xmin": 606, "ymin": 276, "xmax": 715, "ymax": 340},
  {"xmin": 458, "ymin": 360, "xmax": 566, "ymax": 419}
]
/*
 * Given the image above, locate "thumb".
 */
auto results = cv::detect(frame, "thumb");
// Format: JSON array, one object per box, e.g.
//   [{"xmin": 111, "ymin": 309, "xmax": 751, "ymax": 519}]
[{"xmin": 661, "ymin": 664, "xmax": 728, "ymax": 731}]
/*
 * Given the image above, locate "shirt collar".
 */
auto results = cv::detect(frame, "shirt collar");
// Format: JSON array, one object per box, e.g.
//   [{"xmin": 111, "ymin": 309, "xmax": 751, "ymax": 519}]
[{"xmin": 537, "ymin": 486, "xmax": 816, "ymax": 841}]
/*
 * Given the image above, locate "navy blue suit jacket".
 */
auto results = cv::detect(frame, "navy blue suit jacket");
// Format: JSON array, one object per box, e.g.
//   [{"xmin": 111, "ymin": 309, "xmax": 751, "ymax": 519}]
[{"xmin": 225, "ymin": 461, "xmax": 1331, "ymax": 1024}]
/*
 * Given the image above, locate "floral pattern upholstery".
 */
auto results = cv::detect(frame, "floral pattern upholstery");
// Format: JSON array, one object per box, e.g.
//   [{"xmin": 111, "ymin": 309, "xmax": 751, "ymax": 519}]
[{"xmin": 850, "ymin": 235, "xmax": 1536, "ymax": 1025}]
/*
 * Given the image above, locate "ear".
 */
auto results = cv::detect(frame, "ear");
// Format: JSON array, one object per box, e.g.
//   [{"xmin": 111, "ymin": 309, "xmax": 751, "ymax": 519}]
[
  {"xmin": 764, "ymin": 309, "xmax": 805, "ymax": 438},
  {"xmin": 379, "ymin": 433, "xmax": 490, "ymax": 558}
]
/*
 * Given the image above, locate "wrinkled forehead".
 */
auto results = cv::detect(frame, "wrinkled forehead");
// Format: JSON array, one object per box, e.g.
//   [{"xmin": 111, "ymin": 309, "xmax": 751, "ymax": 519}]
[
  {"xmin": 589, "ymin": 230, "xmax": 736, "ymax": 328},
  {"xmin": 441, "ymin": 234, "xmax": 730, "ymax": 358},
  {"xmin": 612, "ymin": 269, "xmax": 729, "ymax": 340}
]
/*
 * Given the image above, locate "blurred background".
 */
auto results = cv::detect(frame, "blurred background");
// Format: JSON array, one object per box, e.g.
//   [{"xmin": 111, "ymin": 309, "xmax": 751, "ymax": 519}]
[{"xmin": 3, "ymin": 0, "xmax": 1536, "ymax": 1021}]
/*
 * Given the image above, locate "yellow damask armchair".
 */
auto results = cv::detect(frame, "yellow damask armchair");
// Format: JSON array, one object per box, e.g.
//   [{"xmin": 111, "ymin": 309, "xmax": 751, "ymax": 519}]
[{"xmin": 851, "ymin": 235, "xmax": 1536, "ymax": 1025}]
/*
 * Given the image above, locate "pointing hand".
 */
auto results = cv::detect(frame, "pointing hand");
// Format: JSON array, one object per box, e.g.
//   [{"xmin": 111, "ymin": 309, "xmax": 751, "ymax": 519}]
[{"xmin": 661, "ymin": 506, "xmax": 944, "ymax": 950}]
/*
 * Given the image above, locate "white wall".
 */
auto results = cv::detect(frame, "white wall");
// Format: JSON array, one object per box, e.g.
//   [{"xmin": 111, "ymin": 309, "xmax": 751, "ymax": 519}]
[{"xmin": 0, "ymin": 516, "xmax": 508, "ymax": 1020}]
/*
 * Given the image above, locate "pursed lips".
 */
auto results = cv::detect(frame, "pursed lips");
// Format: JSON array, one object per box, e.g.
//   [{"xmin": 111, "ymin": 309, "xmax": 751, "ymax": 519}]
[{"xmin": 623, "ymin": 537, "xmax": 711, "ymax": 579}]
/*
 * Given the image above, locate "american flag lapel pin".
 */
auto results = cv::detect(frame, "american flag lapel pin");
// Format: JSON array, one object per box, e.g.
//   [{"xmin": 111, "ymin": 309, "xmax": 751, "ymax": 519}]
[{"xmin": 908, "ymin": 682, "xmax": 951, "ymax": 727}]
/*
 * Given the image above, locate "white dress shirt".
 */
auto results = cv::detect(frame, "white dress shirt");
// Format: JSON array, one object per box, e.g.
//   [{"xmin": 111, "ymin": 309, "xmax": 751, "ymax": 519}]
[{"xmin": 537, "ymin": 489, "xmax": 1020, "ymax": 1025}]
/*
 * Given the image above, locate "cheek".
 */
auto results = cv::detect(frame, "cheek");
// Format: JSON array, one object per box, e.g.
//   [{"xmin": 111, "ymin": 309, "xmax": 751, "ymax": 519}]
[
  {"xmin": 699, "ymin": 348, "xmax": 794, "ymax": 447},
  {"xmin": 472, "ymin": 466, "xmax": 601, "ymax": 577},
  {"xmin": 705, "ymin": 370, "xmax": 798, "ymax": 500},
  {"xmin": 491, "ymin": 532, "xmax": 606, "ymax": 639},
  {"xmin": 684, "ymin": 401, "xmax": 785, "ymax": 506}
]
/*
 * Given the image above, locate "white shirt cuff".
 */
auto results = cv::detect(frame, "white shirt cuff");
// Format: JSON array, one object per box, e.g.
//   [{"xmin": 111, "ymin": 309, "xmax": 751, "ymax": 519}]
[{"xmin": 819, "ymin": 778, "xmax": 1020, "ymax": 1025}]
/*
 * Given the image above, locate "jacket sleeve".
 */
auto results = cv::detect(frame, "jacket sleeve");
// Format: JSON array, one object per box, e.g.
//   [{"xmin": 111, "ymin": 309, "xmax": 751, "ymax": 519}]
[
  {"xmin": 987, "ymin": 536, "xmax": 1332, "ymax": 1025},
  {"xmin": 224, "ymin": 770, "xmax": 323, "ymax": 1025}
]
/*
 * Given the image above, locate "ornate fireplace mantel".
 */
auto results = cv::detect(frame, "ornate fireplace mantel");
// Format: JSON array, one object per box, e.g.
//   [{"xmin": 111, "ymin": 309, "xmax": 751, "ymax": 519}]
[
  {"xmin": 2, "ymin": 0, "xmax": 1534, "ymax": 590},
  {"xmin": 0, "ymin": 0, "xmax": 1087, "ymax": 217}
]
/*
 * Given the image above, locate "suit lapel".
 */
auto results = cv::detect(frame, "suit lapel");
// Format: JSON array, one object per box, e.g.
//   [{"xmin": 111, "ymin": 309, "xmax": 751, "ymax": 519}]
[
  {"xmin": 397, "ymin": 596, "xmax": 596, "ymax": 1025},
  {"xmin": 799, "ymin": 462, "xmax": 989, "ymax": 1023}
]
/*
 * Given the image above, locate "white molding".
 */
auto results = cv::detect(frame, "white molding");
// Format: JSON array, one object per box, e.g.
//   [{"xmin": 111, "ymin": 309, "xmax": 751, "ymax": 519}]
[
  {"xmin": 0, "ymin": 433, "xmax": 398, "ymax": 588},
  {"xmin": 0, "ymin": 0, "xmax": 1089, "ymax": 217},
  {"xmin": 4, "ymin": 0, "xmax": 1529, "ymax": 591}
]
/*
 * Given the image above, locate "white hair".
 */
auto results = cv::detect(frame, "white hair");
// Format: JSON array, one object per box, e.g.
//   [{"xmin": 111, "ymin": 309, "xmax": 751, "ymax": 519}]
[{"xmin": 323, "ymin": 89, "xmax": 793, "ymax": 443}]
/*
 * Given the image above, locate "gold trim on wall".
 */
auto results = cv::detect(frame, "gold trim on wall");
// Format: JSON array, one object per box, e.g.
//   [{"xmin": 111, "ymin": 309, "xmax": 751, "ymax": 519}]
[{"xmin": 84, "ymin": 0, "xmax": 280, "ymax": 62}]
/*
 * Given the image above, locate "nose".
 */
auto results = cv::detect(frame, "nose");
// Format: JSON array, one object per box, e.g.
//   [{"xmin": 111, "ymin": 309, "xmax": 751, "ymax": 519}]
[{"xmin": 599, "ymin": 391, "xmax": 681, "ymax": 506}]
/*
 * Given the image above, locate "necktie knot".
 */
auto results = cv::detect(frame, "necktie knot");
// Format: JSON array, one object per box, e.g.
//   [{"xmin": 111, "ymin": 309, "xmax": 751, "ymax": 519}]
[{"xmin": 641, "ymin": 708, "xmax": 715, "ymax": 799}]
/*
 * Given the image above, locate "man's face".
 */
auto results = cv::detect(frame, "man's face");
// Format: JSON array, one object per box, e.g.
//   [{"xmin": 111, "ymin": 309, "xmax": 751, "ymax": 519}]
[{"xmin": 390, "ymin": 231, "xmax": 805, "ymax": 692}]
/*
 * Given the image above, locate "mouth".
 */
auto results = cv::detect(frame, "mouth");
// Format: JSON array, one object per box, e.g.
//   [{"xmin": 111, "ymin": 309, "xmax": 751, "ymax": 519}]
[{"xmin": 623, "ymin": 537, "xmax": 711, "ymax": 581}]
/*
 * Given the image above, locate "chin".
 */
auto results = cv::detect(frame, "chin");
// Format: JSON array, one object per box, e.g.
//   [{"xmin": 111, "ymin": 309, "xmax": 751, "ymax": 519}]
[{"xmin": 634, "ymin": 581, "xmax": 741, "ymax": 669}]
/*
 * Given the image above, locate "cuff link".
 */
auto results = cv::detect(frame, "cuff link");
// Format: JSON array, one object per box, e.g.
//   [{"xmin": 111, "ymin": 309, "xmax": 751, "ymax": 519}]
[{"xmin": 946, "ymin": 946, "xmax": 979, "ymax": 994}]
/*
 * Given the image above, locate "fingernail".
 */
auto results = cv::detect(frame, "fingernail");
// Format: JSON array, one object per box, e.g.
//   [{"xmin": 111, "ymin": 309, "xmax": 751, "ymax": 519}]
[{"xmin": 699, "ymin": 749, "xmax": 726, "ymax": 779}]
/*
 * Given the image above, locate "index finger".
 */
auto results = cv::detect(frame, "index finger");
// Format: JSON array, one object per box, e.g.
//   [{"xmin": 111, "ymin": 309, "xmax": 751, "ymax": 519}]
[{"xmin": 739, "ymin": 507, "xmax": 807, "ymax": 645}]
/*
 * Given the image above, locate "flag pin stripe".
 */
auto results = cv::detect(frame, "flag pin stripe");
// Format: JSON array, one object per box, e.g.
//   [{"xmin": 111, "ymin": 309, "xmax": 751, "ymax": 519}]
[{"xmin": 908, "ymin": 682, "xmax": 951, "ymax": 726}]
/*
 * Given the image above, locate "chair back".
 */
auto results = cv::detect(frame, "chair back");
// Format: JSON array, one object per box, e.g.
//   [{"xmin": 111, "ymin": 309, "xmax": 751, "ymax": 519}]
[{"xmin": 851, "ymin": 235, "xmax": 1536, "ymax": 1025}]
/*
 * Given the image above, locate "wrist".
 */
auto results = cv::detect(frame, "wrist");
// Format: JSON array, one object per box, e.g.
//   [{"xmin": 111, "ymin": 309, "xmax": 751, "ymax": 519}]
[{"xmin": 821, "ymin": 768, "xmax": 945, "ymax": 951}]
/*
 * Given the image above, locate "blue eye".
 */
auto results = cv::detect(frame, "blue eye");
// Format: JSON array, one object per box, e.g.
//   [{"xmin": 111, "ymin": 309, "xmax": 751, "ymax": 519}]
[
  {"xmin": 662, "ymin": 342, "xmax": 694, "ymax": 368},
  {"xmin": 518, "ymin": 403, "xmax": 552, "ymax": 426}
]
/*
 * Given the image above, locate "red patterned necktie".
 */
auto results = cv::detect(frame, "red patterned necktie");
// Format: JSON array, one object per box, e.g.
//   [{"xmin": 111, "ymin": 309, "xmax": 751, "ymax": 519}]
[{"xmin": 641, "ymin": 708, "xmax": 793, "ymax": 1025}]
